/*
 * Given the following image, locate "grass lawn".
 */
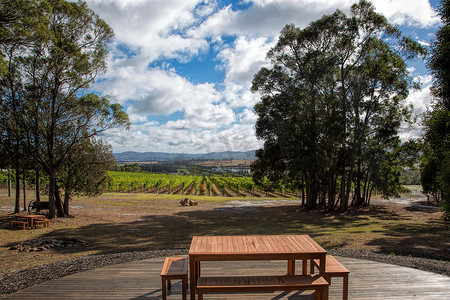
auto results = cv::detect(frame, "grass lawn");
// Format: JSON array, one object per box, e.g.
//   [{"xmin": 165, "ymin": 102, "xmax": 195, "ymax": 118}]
[{"xmin": 0, "ymin": 189, "xmax": 448, "ymax": 274}]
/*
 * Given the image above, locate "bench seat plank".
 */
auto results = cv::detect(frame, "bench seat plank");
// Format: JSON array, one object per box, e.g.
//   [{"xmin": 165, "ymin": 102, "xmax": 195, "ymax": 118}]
[
  {"xmin": 160, "ymin": 257, "xmax": 188, "ymax": 300},
  {"xmin": 197, "ymin": 275, "xmax": 328, "ymax": 299},
  {"xmin": 311, "ymin": 255, "xmax": 349, "ymax": 300},
  {"xmin": 9, "ymin": 220, "xmax": 29, "ymax": 229}
]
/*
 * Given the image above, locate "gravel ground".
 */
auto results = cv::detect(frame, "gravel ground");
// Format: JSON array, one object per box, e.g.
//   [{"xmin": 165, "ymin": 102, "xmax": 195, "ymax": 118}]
[{"xmin": 1, "ymin": 248, "xmax": 448, "ymax": 296}]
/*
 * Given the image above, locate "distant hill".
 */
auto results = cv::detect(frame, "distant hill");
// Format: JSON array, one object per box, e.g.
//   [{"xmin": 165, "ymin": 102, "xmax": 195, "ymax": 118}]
[{"xmin": 113, "ymin": 150, "xmax": 256, "ymax": 162}]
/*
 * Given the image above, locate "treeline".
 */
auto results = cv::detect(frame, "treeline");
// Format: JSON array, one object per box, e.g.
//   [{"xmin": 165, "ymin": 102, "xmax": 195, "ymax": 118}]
[{"xmin": 0, "ymin": 0, "xmax": 129, "ymax": 217}]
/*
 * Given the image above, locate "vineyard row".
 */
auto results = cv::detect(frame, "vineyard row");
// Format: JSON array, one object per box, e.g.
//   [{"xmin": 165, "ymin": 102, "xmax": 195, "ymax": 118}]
[{"xmin": 107, "ymin": 172, "xmax": 299, "ymax": 198}]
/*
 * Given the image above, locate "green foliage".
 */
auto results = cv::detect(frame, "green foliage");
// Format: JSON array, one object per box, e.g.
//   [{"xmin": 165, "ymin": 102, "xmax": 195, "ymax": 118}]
[
  {"xmin": 428, "ymin": 0, "xmax": 450, "ymax": 109},
  {"xmin": 0, "ymin": 170, "xmax": 9, "ymax": 184},
  {"xmin": 422, "ymin": 0, "xmax": 450, "ymax": 224},
  {"xmin": 0, "ymin": 0, "xmax": 50, "ymax": 77},
  {"xmin": 114, "ymin": 163, "xmax": 141, "ymax": 173},
  {"xmin": 0, "ymin": 0, "xmax": 128, "ymax": 217},
  {"xmin": 251, "ymin": 0, "xmax": 425, "ymax": 211}
]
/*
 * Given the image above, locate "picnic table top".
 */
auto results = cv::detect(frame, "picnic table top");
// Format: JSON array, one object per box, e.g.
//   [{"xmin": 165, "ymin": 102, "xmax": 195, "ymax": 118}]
[{"xmin": 189, "ymin": 235, "xmax": 327, "ymax": 256}]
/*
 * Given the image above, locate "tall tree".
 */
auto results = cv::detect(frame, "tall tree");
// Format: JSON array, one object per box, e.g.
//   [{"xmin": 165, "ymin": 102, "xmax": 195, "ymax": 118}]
[
  {"xmin": 23, "ymin": 0, "xmax": 130, "ymax": 217},
  {"xmin": 251, "ymin": 0, "xmax": 425, "ymax": 211},
  {"xmin": 422, "ymin": 0, "xmax": 450, "ymax": 223},
  {"xmin": 0, "ymin": 0, "xmax": 48, "ymax": 212},
  {"xmin": 1, "ymin": 0, "xmax": 129, "ymax": 217}
]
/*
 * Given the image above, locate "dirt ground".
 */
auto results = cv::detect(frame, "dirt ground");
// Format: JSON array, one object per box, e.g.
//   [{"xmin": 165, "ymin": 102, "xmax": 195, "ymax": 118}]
[{"xmin": 0, "ymin": 190, "xmax": 448, "ymax": 275}]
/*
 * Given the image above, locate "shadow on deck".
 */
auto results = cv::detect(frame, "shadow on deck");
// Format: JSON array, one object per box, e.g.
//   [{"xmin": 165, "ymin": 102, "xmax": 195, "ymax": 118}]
[{"xmin": 3, "ymin": 256, "xmax": 450, "ymax": 299}]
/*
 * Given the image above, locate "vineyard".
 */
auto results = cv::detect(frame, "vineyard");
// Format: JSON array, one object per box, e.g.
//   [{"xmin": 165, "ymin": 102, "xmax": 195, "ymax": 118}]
[{"xmin": 107, "ymin": 171, "xmax": 298, "ymax": 198}]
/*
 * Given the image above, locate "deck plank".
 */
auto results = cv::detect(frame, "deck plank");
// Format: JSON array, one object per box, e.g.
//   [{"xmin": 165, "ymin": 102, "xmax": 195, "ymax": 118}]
[{"xmin": 2, "ymin": 256, "xmax": 449, "ymax": 299}]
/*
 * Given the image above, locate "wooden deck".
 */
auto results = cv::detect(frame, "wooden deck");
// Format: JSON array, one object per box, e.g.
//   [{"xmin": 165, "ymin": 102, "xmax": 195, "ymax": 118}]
[{"xmin": 2, "ymin": 256, "xmax": 450, "ymax": 299}]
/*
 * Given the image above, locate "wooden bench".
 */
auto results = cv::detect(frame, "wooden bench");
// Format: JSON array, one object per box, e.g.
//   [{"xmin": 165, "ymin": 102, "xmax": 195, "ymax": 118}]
[
  {"xmin": 196, "ymin": 274, "xmax": 329, "ymax": 300},
  {"xmin": 33, "ymin": 219, "xmax": 50, "ymax": 229},
  {"xmin": 310, "ymin": 255, "xmax": 349, "ymax": 300},
  {"xmin": 160, "ymin": 257, "xmax": 188, "ymax": 300},
  {"xmin": 9, "ymin": 220, "xmax": 29, "ymax": 229}
]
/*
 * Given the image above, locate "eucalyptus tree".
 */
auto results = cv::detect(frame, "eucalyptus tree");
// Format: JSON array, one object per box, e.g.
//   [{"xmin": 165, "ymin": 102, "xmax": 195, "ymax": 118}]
[
  {"xmin": 0, "ymin": 0, "xmax": 49, "ymax": 212},
  {"xmin": 21, "ymin": 0, "xmax": 129, "ymax": 218},
  {"xmin": 422, "ymin": 0, "xmax": 450, "ymax": 223},
  {"xmin": 1, "ymin": 0, "xmax": 129, "ymax": 217},
  {"xmin": 251, "ymin": 0, "xmax": 425, "ymax": 211}
]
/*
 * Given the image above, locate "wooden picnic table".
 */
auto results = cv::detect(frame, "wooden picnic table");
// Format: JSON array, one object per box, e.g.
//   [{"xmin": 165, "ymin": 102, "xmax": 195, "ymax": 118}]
[
  {"xmin": 16, "ymin": 214, "xmax": 46, "ymax": 228},
  {"xmin": 188, "ymin": 235, "xmax": 328, "ymax": 299}
]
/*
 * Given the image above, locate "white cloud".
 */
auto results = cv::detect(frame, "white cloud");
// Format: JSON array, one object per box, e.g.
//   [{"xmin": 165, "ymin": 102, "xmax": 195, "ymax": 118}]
[
  {"xmin": 164, "ymin": 101, "xmax": 235, "ymax": 130},
  {"xmin": 223, "ymin": 82, "xmax": 261, "ymax": 108},
  {"xmin": 371, "ymin": 0, "xmax": 439, "ymax": 27},
  {"xmin": 190, "ymin": 0, "xmax": 344, "ymax": 38},
  {"xmin": 215, "ymin": 37, "xmax": 273, "ymax": 108},
  {"xmin": 407, "ymin": 75, "xmax": 433, "ymax": 116},
  {"xmin": 238, "ymin": 108, "xmax": 258, "ymax": 124},
  {"xmin": 218, "ymin": 36, "xmax": 273, "ymax": 84},
  {"xmin": 418, "ymin": 40, "xmax": 430, "ymax": 47},
  {"xmin": 96, "ymin": 67, "xmax": 221, "ymax": 115},
  {"xmin": 107, "ymin": 121, "xmax": 261, "ymax": 154},
  {"xmin": 87, "ymin": 0, "xmax": 210, "ymax": 64},
  {"xmin": 191, "ymin": 0, "xmax": 438, "ymax": 40},
  {"xmin": 86, "ymin": 0, "xmax": 438, "ymax": 153}
]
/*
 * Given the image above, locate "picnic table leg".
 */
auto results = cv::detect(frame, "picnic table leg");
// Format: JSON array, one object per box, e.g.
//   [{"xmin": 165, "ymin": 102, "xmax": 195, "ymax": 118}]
[
  {"xmin": 287, "ymin": 260, "xmax": 295, "ymax": 275},
  {"xmin": 196, "ymin": 261, "xmax": 201, "ymax": 277},
  {"xmin": 323, "ymin": 284, "xmax": 329, "ymax": 300},
  {"xmin": 318, "ymin": 255, "xmax": 328, "ymax": 300},
  {"xmin": 182, "ymin": 273, "xmax": 188, "ymax": 300},
  {"xmin": 343, "ymin": 273, "xmax": 349, "ymax": 300},
  {"xmin": 161, "ymin": 277, "xmax": 167, "ymax": 300},
  {"xmin": 189, "ymin": 256, "xmax": 196, "ymax": 300},
  {"xmin": 302, "ymin": 259, "xmax": 308, "ymax": 275},
  {"xmin": 315, "ymin": 288, "xmax": 321, "ymax": 300}
]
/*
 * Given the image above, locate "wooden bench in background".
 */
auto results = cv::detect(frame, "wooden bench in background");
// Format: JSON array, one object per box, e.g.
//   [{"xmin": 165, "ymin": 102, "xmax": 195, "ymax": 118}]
[
  {"xmin": 160, "ymin": 257, "xmax": 188, "ymax": 300},
  {"xmin": 9, "ymin": 220, "xmax": 29, "ymax": 230},
  {"xmin": 310, "ymin": 255, "xmax": 349, "ymax": 300},
  {"xmin": 196, "ymin": 274, "xmax": 329, "ymax": 300},
  {"xmin": 33, "ymin": 218, "xmax": 50, "ymax": 229}
]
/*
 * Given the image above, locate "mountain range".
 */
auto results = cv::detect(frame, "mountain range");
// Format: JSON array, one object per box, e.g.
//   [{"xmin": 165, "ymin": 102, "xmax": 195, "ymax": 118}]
[{"xmin": 113, "ymin": 150, "xmax": 257, "ymax": 162}]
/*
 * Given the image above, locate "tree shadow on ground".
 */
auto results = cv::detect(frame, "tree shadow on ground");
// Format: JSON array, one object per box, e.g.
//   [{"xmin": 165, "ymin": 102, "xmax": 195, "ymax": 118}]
[{"xmin": 4, "ymin": 203, "xmax": 447, "ymax": 260}]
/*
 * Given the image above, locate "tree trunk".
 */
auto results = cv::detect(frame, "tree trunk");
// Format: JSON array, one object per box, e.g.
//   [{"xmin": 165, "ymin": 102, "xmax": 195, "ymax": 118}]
[
  {"xmin": 54, "ymin": 185, "xmax": 65, "ymax": 217},
  {"xmin": 327, "ymin": 171, "xmax": 336, "ymax": 212},
  {"xmin": 22, "ymin": 167, "xmax": 26, "ymax": 211},
  {"xmin": 14, "ymin": 165, "xmax": 20, "ymax": 213},
  {"xmin": 35, "ymin": 169, "xmax": 41, "ymax": 202},
  {"xmin": 342, "ymin": 164, "xmax": 353, "ymax": 211},
  {"xmin": 7, "ymin": 167, "xmax": 11, "ymax": 197},
  {"xmin": 63, "ymin": 191, "xmax": 70, "ymax": 216},
  {"xmin": 48, "ymin": 171, "xmax": 56, "ymax": 218},
  {"xmin": 339, "ymin": 169, "xmax": 346, "ymax": 211}
]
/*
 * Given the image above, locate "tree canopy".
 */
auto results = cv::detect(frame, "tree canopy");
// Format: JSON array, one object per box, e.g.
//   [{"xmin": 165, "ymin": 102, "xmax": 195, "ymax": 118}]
[
  {"xmin": 251, "ymin": 0, "xmax": 425, "ymax": 211},
  {"xmin": 0, "ymin": 0, "xmax": 129, "ymax": 217},
  {"xmin": 422, "ymin": 0, "xmax": 450, "ymax": 223}
]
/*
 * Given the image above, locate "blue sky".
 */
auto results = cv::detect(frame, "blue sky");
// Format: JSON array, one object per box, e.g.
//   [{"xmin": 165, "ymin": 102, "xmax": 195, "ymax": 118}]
[{"xmin": 86, "ymin": 0, "xmax": 441, "ymax": 154}]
